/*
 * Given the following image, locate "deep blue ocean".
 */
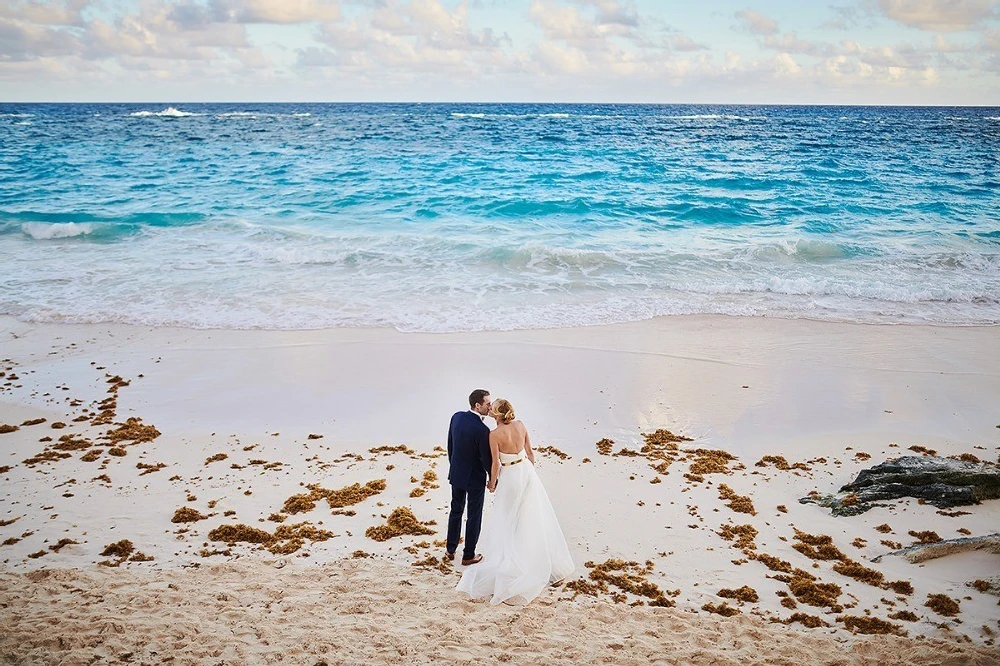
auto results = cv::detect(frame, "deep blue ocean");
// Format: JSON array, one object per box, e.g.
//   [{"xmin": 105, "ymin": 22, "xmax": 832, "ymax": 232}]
[{"xmin": 1, "ymin": 103, "xmax": 998, "ymax": 331}]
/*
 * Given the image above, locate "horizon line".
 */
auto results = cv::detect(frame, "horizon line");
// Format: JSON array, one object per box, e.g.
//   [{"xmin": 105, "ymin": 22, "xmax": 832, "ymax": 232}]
[{"xmin": 2, "ymin": 101, "xmax": 999, "ymax": 108}]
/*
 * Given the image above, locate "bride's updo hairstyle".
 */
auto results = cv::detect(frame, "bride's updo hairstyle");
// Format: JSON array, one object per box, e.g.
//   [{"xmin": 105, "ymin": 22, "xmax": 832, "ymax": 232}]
[{"xmin": 492, "ymin": 399, "xmax": 516, "ymax": 425}]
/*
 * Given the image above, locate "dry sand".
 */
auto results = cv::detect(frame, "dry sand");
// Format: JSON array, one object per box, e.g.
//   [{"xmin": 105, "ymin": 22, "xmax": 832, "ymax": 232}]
[{"xmin": 1, "ymin": 314, "xmax": 998, "ymax": 664}]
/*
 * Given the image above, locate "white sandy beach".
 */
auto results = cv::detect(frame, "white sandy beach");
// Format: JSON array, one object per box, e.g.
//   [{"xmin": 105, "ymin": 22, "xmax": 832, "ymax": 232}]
[{"xmin": 0, "ymin": 314, "xmax": 998, "ymax": 664}]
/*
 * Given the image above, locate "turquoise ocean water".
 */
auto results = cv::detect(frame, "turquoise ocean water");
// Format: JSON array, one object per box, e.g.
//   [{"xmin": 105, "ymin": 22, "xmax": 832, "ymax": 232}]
[{"xmin": 1, "ymin": 103, "xmax": 998, "ymax": 332}]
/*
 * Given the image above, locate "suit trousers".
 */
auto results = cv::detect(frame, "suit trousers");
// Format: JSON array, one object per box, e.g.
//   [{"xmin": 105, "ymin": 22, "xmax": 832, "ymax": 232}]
[{"xmin": 446, "ymin": 484, "xmax": 486, "ymax": 560}]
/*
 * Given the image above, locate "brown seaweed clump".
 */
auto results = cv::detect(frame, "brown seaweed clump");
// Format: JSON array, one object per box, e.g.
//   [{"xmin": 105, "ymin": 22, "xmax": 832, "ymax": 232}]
[
  {"xmin": 107, "ymin": 417, "xmax": 161, "ymax": 444},
  {"xmin": 48, "ymin": 538, "xmax": 79, "ymax": 552},
  {"xmin": 268, "ymin": 522, "xmax": 335, "ymax": 555},
  {"xmin": 97, "ymin": 539, "xmax": 145, "ymax": 567},
  {"xmin": 171, "ymin": 507, "xmax": 208, "ymax": 523},
  {"xmin": 282, "ymin": 479, "xmax": 387, "ymax": 515},
  {"xmin": 21, "ymin": 418, "xmax": 46, "ymax": 426},
  {"xmin": 207, "ymin": 521, "xmax": 332, "ymax": 555},
  {"xmin": 889, "ymin": 610, "xmax": 920, "ymax": 622},
  {"xmin": 0, "ymin": 424, "xmax": 19, "ymax": 434},
  {"xmin": 787, "ymin": 574, "xmax": 843, "ymax": 613},
  {"xmin": 107, "ymin": 447, "xmax": 127, "ymax": 457},
  {"xmin": 566, "ymin": 559, "xmax": 679, "ymax": 607},
  {"xmin": 535, "ymin": 446, "xmax": 569, "ymax": 460},
  {"xmin": 717, "ymin": 585, "xmax": 758, "ymax": 603},
  {"xmin": 970, "ymin": 580, "xmax": 991, "ymax": 593},
  {"xmin": 100, "ymin": 540, "xmax": 135, "ymax": 558},
  {"xmin": 717, "ymin": 484, "xmax": 756, "ymax": 515},
  {"xmin": 208, "ymin": 524, "xmax": 272, "ymax": 545},
  {"xmin": 755, "ymin": 455, "xmax": 810, "ymax": 471},
  {"xmin": 80, "ymin": 449, "xmax": 102, "ymax": 462},
  {"xmin": 595, "ymin": 438, "xmax": 614, "ymax": 456},
  {"xmin": 282, "ymin": 493, "xmax": 318, "ymax": 514},
  {"xmin": 752, "ymin": 552, "xmax": 793, "ymax": 573},
  {"xmin": 908, "ymin": 530, "xmax": 943, "ymax": 545},
  {"xmin": 925, "ymin": 593, "xmax": 960, "ymax": 616},
  {"xmin": 369, "ymin": 445, "xmax": 415, "ymax": 456},
  {"xmin": 365, "ymin": 507, "xmax": 436, "ymax": 542},
  {"xmin": 205, "ymin": 453, "xmax": 228, "ymax": 465},
  {"xmin": 791, "ymin": 530, "xmax": 845, "ymax": 561},
  {"xmin": 717, "ymin": 524, "xmax": 758, "ymax": 553},
  {"xmin": 701, "ymin": 602, "xmax": 740, "ymax": 617},
  {"xmin": 325, "ymin": 479, "xmax": 388, "ymax": 508},
  {"xmin": 136, "ymin": 462, "xmax": 166, "ymax": 476},
  {"xmin": 410, "ymin": 469, "xmax": 440, "ymax": 498},
  {"xmin": 886, "ymin": 580, "xmax": 914, "ymax": 595},
  {"xmin": 687, "ymin": 449, "xmax": 738, "ymax": 477},
  {"xmin": 832, "ymin": 560, "xmax": 885, "ymax": 587},
  {"xmin": 782, "ymin": 613, "xmax": 829, "ymax": 628},
  {"xmin": 838, "ymin": 615, "xmax": 906, "ymax": 636}
]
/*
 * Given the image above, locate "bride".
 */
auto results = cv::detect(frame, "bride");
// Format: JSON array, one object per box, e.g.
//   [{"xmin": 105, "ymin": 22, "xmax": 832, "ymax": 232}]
[{"xmin": 456, "ymin": 398, "xmax": 574, "ymax": 605}]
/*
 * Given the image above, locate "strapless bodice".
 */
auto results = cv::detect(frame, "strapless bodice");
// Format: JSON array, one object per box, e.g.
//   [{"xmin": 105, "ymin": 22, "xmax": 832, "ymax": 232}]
[{"xmin": 499, "ymin": 450, "xmax": 525, "ymax": 465}]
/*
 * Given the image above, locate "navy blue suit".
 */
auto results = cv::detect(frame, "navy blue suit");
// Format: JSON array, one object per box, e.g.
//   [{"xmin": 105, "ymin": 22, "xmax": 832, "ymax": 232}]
[{"xmin": 446, "ymin": 410, "xmax": 492, "ymax": 559}]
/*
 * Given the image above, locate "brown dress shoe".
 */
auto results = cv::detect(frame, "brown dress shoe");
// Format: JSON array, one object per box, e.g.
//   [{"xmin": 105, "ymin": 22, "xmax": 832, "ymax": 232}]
[
  {"xmin": 444, "ymin": 551, "xmax": 456, "ymax": 562},
  {"xmin": 461, "ymin": 554, "xmax": 483, "ymax": 566}
]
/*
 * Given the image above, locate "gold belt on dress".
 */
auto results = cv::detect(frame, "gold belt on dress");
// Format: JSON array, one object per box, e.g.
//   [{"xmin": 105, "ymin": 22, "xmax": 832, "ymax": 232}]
[{"xmin": 501, "ymin": 458, "xmax": 523, "ymax": 467}]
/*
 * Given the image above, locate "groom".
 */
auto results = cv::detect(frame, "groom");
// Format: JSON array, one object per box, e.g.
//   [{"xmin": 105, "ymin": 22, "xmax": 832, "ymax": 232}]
[{"xmin": 445, "ymin": 389, "xmax": 494, "ymax": 566}]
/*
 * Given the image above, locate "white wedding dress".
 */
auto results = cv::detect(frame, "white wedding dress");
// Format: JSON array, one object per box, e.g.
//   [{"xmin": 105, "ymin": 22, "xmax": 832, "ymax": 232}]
[{"xmin": 456, "ymin": 450, "xmax": 574, "ymax": 605}]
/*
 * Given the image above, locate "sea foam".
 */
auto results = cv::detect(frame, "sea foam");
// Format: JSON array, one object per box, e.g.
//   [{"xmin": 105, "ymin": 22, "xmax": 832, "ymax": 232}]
[{"xmin": 21, "ymin": 222, "xmax": 96, "ymax": 239}]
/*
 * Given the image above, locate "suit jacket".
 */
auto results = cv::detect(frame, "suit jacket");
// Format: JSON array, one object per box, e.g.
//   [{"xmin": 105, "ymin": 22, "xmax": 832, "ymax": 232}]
[{"xmin": 447, "ymin": 410, "xmax": 492, "ymax": 490}]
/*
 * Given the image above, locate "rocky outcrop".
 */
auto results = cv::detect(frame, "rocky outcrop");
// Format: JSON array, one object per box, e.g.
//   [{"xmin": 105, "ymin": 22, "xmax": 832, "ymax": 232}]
[
  {"xmin": 800, "ymin": 456, "xmax": 1000, "ymax": 516},
  {"xmin": 872, "ymin": 533, "xmax": 1000, "ymax": 564}
]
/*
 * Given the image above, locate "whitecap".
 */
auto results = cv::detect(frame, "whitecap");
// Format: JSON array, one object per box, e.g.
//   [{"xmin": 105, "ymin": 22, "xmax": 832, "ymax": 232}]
[
  {"xmin": 21, "ymin": 222, "xmax": 96, "ymax": 239},
  {"xmin": 130, "ymin": 107, "xmax": 202, "ymax": 118}
]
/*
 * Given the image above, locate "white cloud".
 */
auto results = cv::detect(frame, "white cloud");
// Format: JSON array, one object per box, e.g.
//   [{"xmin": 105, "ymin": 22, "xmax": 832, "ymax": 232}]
[
  {"xmin": 0, "ymin": 0, "xmax": 90, "ymax": 26},
  {"xmin": 773, "ymin": 52, "xmax": 801, "ymax": 76},
  {"xmin": 0, "ymin": 17, "xmax": 83, "ymax": 60},
  {"xmin": 763, "ymin": 32, "xmax": 831, "ymax": 57},
  {"xmin": 304, "ymin": 0, "xmax": 514, "ymax": 79},
  {"xmin": 668, "ymin": 34, "xmax": 708, "ymax": 52},
  {"xmin": 210, "ymin": 0, "xmax": 340, "ymax": 25},
  {"xmin": 735, "ymin": 8, "xmax": 779, "ymax": 36},
  {"xmin": 876, "ymin": 0, "xmax": 997, "ymax": 33}
]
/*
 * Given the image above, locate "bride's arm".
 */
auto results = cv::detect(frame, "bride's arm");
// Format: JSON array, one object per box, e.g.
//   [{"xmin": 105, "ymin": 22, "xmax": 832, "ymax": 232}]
[
  {"xmin": 487, "ymin": 433, "xmax": 500, "ymax": 492},
  {"xmin": 523, "ymin": 423, "xmax": 535, "ymax": 464}
]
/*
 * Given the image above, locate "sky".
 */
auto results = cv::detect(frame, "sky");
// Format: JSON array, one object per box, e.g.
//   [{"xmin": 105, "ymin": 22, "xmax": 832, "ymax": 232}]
[{"xmin": 1, "ymin": 0, "xmax": 998, "ymax": 104}]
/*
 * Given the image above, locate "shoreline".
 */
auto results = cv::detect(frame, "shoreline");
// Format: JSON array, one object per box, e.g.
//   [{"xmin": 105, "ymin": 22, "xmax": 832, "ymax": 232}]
[{"xmin": 1, "ymin": 313, "xmax": 998, "ymax": 660}]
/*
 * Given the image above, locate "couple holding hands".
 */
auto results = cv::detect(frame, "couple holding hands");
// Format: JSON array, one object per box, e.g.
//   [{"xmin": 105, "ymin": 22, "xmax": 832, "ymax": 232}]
[{"xmin": 446, "ymin": 389, "xmax": 574, "ymax": 606}]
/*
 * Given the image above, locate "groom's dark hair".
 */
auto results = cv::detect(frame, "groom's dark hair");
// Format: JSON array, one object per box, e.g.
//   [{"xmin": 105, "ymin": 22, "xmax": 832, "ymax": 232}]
[{"xmin": 469, "ymin": 389, "xmax": 490, "ymax": 409}]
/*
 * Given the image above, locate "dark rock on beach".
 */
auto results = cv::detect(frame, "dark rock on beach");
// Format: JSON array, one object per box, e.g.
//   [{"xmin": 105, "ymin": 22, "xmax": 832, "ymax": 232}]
[{"xmin": 800, "ymin": 456, "xmax": 1000, "ymax": 516}]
